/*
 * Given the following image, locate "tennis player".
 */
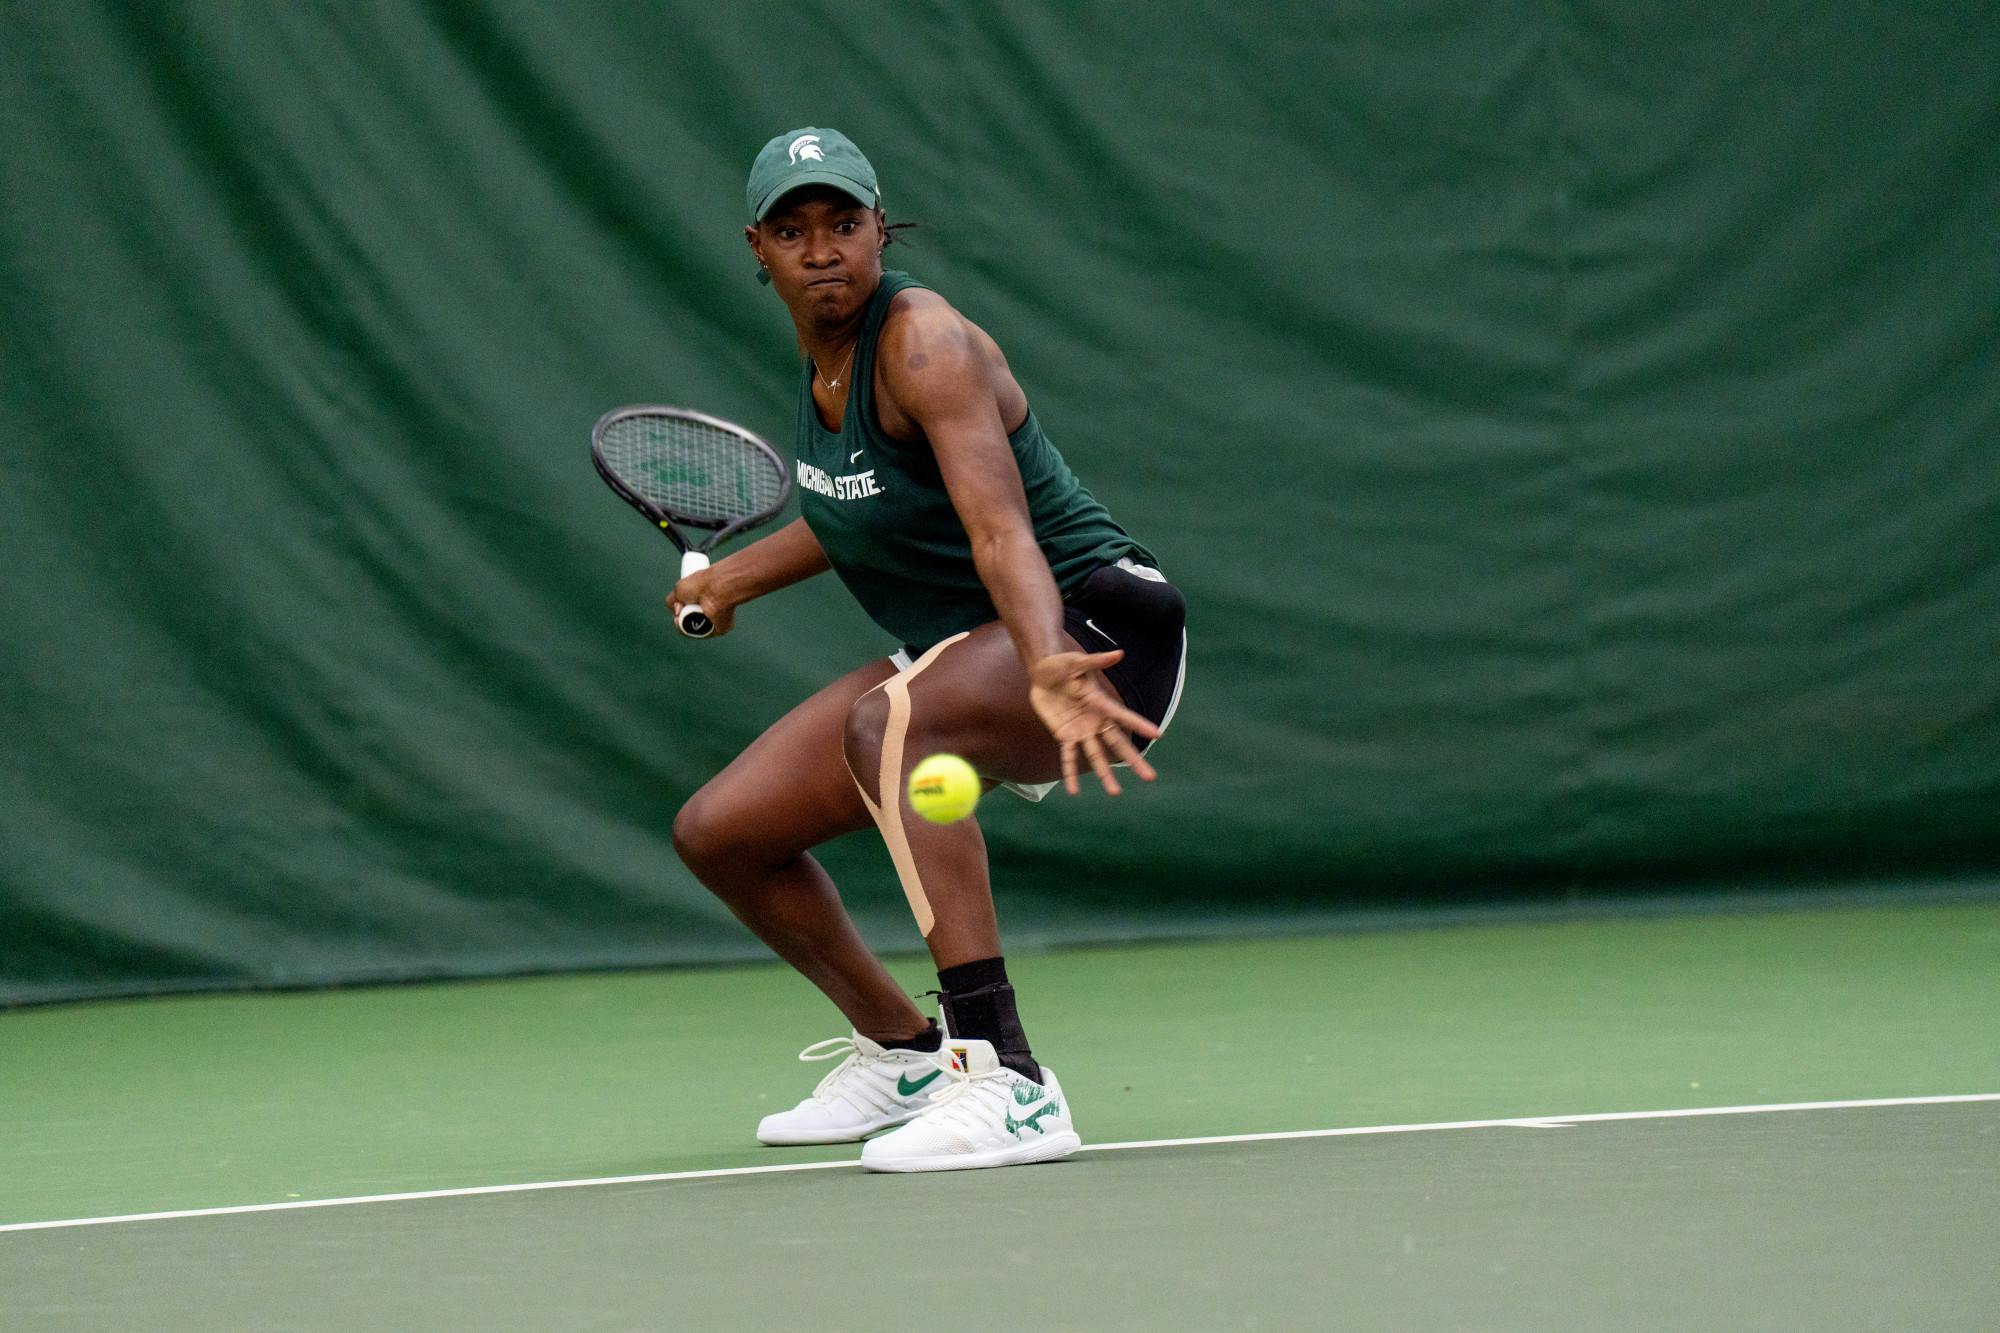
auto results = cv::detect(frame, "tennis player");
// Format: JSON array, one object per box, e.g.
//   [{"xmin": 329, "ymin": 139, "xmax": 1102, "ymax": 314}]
[{"xmin": 669, "ymin": 127, "xmax": 1187, "ymax": 1172}]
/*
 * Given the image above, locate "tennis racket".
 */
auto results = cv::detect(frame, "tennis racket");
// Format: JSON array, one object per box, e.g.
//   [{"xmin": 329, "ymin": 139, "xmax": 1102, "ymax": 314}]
[{"xmin": 590, "ymin": 405, "xmax": 792, "ymax": 637}]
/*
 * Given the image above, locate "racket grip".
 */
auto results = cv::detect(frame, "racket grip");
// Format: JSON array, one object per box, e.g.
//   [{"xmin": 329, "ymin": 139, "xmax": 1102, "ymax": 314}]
[{"xmin": 676, "ymin": 550, "xmax": 713, "ymax": 638}]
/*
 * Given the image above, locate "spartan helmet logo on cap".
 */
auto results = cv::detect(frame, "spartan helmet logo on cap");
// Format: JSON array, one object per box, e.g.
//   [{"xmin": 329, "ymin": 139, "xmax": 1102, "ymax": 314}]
[{"xmin": 788, "ymin": 134, "xmax": 824, "ymax": 164}]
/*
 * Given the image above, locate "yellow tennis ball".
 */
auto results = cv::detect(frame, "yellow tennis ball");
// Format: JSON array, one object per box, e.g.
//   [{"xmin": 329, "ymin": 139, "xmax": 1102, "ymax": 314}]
[{"xmin": 908, "ymin": 753, "xmax": 981, "ymax": 824}]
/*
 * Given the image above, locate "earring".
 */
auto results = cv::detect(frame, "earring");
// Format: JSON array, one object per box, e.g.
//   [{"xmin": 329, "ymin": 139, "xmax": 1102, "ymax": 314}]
[{"xmin": 756, "ymin": 266, "xmax": 771, "ymax": 286}]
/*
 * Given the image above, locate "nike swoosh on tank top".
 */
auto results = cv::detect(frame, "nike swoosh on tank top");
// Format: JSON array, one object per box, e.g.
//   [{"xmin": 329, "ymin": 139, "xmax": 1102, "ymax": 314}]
[{"xmin": 794, "ymin": 270, "xmax": 1153, "ymax": 650}]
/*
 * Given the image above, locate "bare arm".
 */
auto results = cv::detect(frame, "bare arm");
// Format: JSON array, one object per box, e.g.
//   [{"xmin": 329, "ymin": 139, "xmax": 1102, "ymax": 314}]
[
  {"xmin": 883, "ymin": 304, "xmax": 1159, "ymax": 792},
  {"xmin": 669, "ymin": 517, "xmax": 830, "ymax": 637},
  {"xmin": 888, "ymin": 321, "xmax": 1066, "ymax": 669}
]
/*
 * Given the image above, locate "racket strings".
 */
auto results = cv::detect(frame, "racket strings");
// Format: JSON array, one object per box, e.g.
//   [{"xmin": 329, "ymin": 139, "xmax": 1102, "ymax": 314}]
[{"xmin": 598, "ymin": 415, "xmax": 787, "ymax": 524}]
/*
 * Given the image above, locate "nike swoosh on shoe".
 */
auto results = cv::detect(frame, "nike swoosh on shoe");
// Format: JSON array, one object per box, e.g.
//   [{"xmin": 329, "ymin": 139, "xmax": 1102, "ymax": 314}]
[{"xmin": 897, "ymin": 1069, "xmax": 944, "ymax": 1097}]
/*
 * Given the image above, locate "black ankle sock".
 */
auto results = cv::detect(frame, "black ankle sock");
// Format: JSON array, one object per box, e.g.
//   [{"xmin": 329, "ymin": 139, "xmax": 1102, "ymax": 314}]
[
  {"xmin": 879, "ymin": 1019, "xmax": 941, "ymax": 1053},
  {"xmin": 937, "ymin": 956, "xmax": 1042, "ymax": 1083}
]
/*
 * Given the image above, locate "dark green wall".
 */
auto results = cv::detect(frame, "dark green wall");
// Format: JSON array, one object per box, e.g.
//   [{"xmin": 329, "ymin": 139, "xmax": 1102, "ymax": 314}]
[{"xmin": 4, "ymin": 2, "xmax": 1996, "ymax": 1002}]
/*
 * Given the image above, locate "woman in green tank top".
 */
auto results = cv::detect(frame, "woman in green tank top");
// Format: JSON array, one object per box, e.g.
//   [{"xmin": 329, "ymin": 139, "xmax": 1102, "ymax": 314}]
[{"xmin": 668, "ymin": 128, "xmax": 1188, "ymax": 1173}]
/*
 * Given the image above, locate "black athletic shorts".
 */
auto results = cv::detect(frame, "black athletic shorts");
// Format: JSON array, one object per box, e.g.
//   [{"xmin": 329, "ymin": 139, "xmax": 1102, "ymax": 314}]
[
  {"xmin": 894, "ymin": 557, "xmax": 1188, "ymax": 765},
  {"xmin": 1060, "ymin": 557, "xmax": 1188, "ymax": 751}
]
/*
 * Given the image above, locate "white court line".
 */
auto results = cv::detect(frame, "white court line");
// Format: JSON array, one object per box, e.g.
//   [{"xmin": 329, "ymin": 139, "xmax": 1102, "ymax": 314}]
[
  {"xmin": 3, "ymin": 1092, "xmax": 1993, "ymax": 1235},
  {"xmin": 1080, "ymin": 1092, "xmax": 2000, "ymax": 1152}
]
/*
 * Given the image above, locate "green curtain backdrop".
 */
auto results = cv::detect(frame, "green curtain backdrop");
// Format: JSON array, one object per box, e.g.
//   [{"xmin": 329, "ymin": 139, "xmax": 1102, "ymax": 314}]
[{"xmin": 4, "ymin": 2, "xmax": 1996, "ymax": 1003}]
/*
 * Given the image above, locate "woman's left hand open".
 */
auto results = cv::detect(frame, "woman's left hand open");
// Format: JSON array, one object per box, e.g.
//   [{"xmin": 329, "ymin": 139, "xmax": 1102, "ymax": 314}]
[{"xmin": 1027, "ymin": 650, "xmax": 1162, "ymax": 796}]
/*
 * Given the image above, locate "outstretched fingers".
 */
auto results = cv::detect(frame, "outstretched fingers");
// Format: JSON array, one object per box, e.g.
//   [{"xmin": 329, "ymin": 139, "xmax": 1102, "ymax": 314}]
[
  {"xmin": 1029, "ymin": 645, "xmax": 1164, "ymax": 796},
  {"xmin": 1059, "ymin": 730, "xmax": 1125, "ymax": 796},
  {"xmin": 1061, "ymin": 687, "xmax": 1160, "ymax": 796},
  {"xmin": 1084, "ymin": 729, "xmax": 1122, "ymax": 796},
  {"xmin": 1084, "ymin": 690, "xmax": 1161, "ymax": 745},
  {"xmin": 1098, "ymin": 720, "xmax": 1158, "ymax": 783}
]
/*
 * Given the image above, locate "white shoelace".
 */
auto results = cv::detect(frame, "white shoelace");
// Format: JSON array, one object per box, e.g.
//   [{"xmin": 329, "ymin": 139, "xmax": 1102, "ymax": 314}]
[
  {"xmin": 914, "ymin": 1061, "xmax": 1018, "ymax": 1132},
  {"xmin": 797, "ymin": 1036, "xmax": 877, "ymax": 1102}
]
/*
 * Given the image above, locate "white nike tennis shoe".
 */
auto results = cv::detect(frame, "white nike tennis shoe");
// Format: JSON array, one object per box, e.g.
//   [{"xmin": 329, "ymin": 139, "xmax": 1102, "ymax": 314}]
[
  {"xmin": 755, "ymin": 1031, "xmax": 952, "ymax": 1146},
  {"xmin": 859, "ymin": 1039, "xmax": 1080, "ymax": 1172}
]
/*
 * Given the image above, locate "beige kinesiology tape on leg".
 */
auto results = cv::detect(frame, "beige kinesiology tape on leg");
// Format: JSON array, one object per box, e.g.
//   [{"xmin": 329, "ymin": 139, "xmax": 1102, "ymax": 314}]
[{"xmin": 851, "ymin": 633, "xmax": 968, "ymax": 936}]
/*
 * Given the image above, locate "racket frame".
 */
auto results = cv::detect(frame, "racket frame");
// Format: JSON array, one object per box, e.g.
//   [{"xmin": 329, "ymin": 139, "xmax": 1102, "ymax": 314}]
[{"xmin": 590, "ymin": 404, "xmax": 793, "ymax": 638}]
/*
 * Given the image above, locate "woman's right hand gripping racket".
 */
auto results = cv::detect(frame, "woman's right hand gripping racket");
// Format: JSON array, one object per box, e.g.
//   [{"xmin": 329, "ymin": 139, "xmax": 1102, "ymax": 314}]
[{"xmin": 591, "ymin": 405, "xmax": 792, "ymax": 637}]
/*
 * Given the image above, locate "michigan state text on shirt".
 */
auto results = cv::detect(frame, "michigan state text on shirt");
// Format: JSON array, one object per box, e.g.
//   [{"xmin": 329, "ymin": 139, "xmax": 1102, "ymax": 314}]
[{"xmin": 798, "ymin": 459, "xmax": 884, "ymax": 500}]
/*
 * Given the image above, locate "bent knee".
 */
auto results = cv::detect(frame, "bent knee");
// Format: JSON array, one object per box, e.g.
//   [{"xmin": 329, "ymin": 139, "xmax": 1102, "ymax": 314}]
[
  {"xmin": 841, "ymin": 685, "xmax": 892, "ymax": 778},
  {"xmin": 672, "ymin": 789, "xmax": 735, "ymax": 875}
]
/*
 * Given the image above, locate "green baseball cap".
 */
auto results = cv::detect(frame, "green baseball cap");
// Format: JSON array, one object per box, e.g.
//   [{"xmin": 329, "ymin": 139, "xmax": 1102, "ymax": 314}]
[{"xmin": 746, "ymin": 127, "xmax": 879, "ymax": 222}]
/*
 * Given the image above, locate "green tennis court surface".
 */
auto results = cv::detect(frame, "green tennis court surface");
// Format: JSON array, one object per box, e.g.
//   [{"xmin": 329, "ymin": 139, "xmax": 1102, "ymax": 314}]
[{"xmin": 6, "ymin": 900, "xmax": 1998, "ymax": 1329}]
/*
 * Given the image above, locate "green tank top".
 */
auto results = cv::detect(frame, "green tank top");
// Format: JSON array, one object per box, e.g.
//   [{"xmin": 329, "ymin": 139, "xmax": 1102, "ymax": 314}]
[{"xmin": 794, "ymin": 270, "xmax": 1152, "ymax": 648}]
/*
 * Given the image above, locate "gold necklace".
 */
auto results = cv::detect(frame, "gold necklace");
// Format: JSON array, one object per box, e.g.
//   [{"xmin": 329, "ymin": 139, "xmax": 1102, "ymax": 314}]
[{"xmin": 812, "ymin": 340, "xmax": 858, "ymax": 391}]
